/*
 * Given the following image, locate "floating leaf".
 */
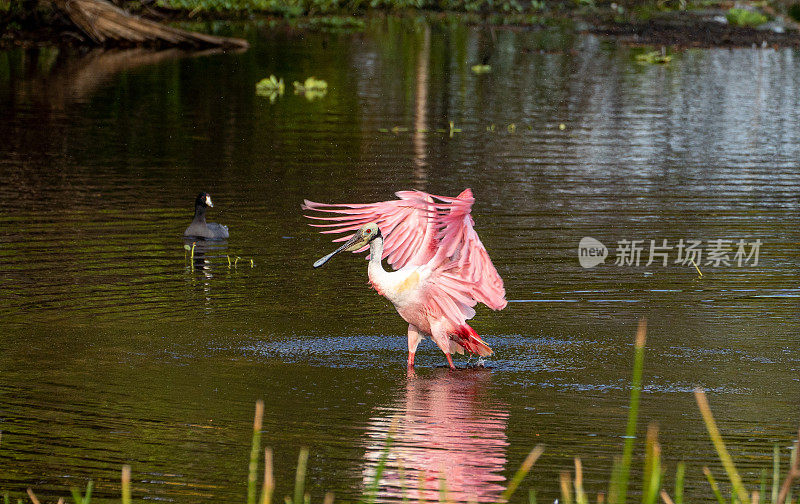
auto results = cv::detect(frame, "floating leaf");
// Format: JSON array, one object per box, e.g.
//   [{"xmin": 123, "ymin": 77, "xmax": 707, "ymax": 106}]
[
  {"xmin": 256, "ymin": 75, "xmax": 285, "ymax": 103},
  {"xmin": 471, "ymin": 64, "xmax": 492, "ymax": 74},
  {"xmin": 293, "ymin": 77, "xmax": 328, "ymax": 101},
  {"xmin": 635, "ymin": 50, "xmax": 672, "ymax": 64}
]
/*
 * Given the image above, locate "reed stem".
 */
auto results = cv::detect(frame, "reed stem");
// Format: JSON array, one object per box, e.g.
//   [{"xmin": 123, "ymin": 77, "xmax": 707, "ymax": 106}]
[
  {"xmin": 695, "ymin": 389, "xmax": 750, "ymax": 504},
  {"xmin": 500, "ymin": 446, "xmax": 544, "ymax": 502},
  {"xmin": 294, "ymin": 448, "xmax": 309, "ymax": 504},
  {"xmin": 122, "ymin": 466, "xmax": 131, "ymax": 504},
  {"xmin": 249, "ymin": 400, "xmax": 265, "ymax": 504},
  {"xmin": 615, "ymin": 319, "xmax": 647, "ymax": 504}
]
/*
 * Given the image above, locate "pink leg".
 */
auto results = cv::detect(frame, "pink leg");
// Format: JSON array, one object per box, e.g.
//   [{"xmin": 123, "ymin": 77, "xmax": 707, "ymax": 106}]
[
  {"xmin": 430, "ymin": 320, "xmax": 457, "ymax": 370},
  {"xmin": 407, "ymin": 324, "xmax": 423, "ymax": 368}
]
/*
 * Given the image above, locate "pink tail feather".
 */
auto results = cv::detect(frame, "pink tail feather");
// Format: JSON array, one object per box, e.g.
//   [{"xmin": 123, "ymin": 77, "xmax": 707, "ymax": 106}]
[{"xmin": 452, "ymin": 324, "xmax": 493, "ymax": 357}]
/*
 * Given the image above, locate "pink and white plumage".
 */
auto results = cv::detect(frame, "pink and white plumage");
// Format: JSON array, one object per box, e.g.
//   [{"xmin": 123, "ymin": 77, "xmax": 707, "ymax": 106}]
[{"xmin": 303, "ymin": 189, "xmax": 507, "ymax": 369}]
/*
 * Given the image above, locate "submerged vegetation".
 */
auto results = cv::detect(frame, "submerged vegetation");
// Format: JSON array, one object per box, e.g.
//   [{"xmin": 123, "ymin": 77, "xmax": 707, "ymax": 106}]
[
  {"xmin": 4, "ymin": 320, "xmax": 800, "ymax": 504},
  {"xmin": 725, "ymin": 7, "xmax": 768, "ymax": 27}
]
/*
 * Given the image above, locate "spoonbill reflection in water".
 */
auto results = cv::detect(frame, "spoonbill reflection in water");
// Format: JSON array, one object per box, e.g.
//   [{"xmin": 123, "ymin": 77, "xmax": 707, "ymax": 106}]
[
  {"xmin": 363, "ymin": 368, "xmax": 509, "ymax": 502},
  {"xmin": 303, "ymin": 189, "xmax": 507, "ymax": 369}
]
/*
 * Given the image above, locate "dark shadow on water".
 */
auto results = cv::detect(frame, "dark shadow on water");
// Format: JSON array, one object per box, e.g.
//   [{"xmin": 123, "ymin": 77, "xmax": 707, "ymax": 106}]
[
  {"xmin": 363, "ymin": 367, "xmax": 509, "ymax": 503},
  {"xmin": 10, "ymin": 46, "xmax": 241, "ymax": 108}
]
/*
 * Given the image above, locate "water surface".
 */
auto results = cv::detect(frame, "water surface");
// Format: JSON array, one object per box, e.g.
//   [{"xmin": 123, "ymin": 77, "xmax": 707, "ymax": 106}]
[{"xmin": 1, "ymin": 19, "xmax": 799, "ymax": 504}]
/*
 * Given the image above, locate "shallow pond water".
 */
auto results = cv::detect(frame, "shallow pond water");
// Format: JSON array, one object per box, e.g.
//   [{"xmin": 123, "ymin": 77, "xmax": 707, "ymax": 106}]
[{"xmin": 0, "ymin": 18, "xmax": 799, "ymax": 504}]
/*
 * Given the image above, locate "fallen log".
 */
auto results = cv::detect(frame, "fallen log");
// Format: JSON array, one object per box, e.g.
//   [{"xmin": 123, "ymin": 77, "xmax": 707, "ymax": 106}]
[{"xmin": 52, "ymin": 0, "xmax": 249, "ymax": 49}]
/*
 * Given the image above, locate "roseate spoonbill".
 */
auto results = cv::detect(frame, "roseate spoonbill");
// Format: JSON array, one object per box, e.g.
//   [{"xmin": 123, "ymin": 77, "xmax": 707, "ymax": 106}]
[
  {"xmin": 303, "ymin": 189, "xmax": 507, "ymax": 369},
  {"xmin": 184, "ymin": 192, "xmax": 229, "ymax": 240}
]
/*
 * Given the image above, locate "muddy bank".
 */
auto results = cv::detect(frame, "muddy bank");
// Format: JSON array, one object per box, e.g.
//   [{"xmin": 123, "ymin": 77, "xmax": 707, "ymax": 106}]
[
  {"xmin": 588, "ymin": 9, "xmax": 800, "ymax": 47},
  {"xmin": 3, "ymin": 2, "xmax": 800, "ymax": 48}
]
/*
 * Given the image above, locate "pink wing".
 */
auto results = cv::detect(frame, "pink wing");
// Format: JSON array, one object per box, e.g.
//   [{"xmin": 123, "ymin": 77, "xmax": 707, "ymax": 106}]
[
  {"xmin": 430, "ymin": 189, "xmax": 507, "ymax": 311},
  {"xmin": 421, "ymin": 263, "xmax": 495, "ymax": 356},
  {"xmin": 302, "ymin": 191, "xmax": 438, "ymax": 270},
  {"xmin": 302, "ymin": 189, "xmax": 507, "ymax": 311}
]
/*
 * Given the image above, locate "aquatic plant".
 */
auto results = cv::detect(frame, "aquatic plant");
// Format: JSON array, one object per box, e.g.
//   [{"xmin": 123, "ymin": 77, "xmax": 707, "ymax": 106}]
[
  {"xmin": 726, "ymin": 7, "xmax": 768, "ymax": 27},
  {"xmin": 293, "ymin": 77, "xmax": 328, "ymax": 100},
  {"xmin": 224, "ymin": 254, "xmax": 255, "ymax": 269},
  {"xmin": 635, "ymin": 49, "xmax": 672, "ymax": 64},
  {"xmin": 183, "ymin": 242, "xmax": 196, "ymax": 262},
  {"xmin": 184, "ymin": 242, "xmax": 197, "ymax": 271},
  {"xmin": 70, "ymin": 480, "xmax": 93, "ymax": 504},
  {"xmin": 256, "ymin": 75, "xmax": 286, "ymax": 103},
  {"xmin": 448, "ymin": 121, "xmax": 462, "ymax": 137}
]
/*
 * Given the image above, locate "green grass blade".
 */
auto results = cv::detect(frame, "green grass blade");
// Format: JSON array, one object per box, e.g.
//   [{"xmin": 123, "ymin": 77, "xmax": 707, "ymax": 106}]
[
  {"xmin": 760, "ymin": 469, "xmax": 767, "ymax": 504},
  {"xmin": 616, "ymin": 320, "xmax": 647, "ymax": 504},
  {"xmin": 249, "ymin": 401, "xmax": 265, "ymax": 504},
  {"xmin": 25, "ymin": 489, "xmax": 40, "ymax": 504},
  {"xmin": 70, "ymin": 487, "xmax": 84, "ymax": 504},
  {"xmin": 642, "ymin": 424, "xmax": 656, "ymax": 504},
  {"xmin": 695, "ymin": 390, "xmax": 750, "ymax": 504},
  {"xmin": 787, "ymin": 447, "xmax": 798, "ymax": 504},
  {"xmin": 704, "ymin": 467, "xmax": 727, "ymax": 504},
  {"xmin": 772, "ymin": 445, "xmax": 780, "ymax": 504},
  {"xmin": 398, "ymin": 459, "xmax": 409, "ymax": 504},
  {"xmin": 260, "ymin": 448, "xmax": 274, "ymax": 504},
  {"xmin": 500, "ymin": 446, "xmax": 545, "ymax": 502},
  {"xmin": 561, "ymin": 471, "xmax": 575, "ymax": 504},
  {"xmin": 642, "ymin": 425, "xmax": 661, "ymax": 504},
  {"xmin": 83, "ymin": 481, "xmax": 93, "ymax": 504},
  {"xmin": 529, "ymin": 489, "xmax": 537, "ymax": 504},
  {"xmin": 608, "ymin": 457, "xmax": 623, "ymax": 504},
  {"xmin": 122, "ymin": 465, "xmax": 131, "ymax": 504},
  {"xmin": 294, "ymin": 448, "xmax": 309, "ymax": 504},
  {"xmin": 438, "ymin": 475, "xmax": 448, "ymax": 503},
  {"xmin": 575, "ymin": 458, "xmax": 588, "ymax": 504},
  {"xmin": 675, "ymin": 462, "xmax": 685, "ymax": 504},
  {"xmin": 364, "ymin": 432, "xmax": 393, "ymax": 504}
]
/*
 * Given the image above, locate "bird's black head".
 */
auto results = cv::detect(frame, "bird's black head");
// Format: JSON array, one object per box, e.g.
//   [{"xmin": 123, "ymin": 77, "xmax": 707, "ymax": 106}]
[{"xmin": 195, "ymin": 192, "xmax": 213, "ymax": 208}]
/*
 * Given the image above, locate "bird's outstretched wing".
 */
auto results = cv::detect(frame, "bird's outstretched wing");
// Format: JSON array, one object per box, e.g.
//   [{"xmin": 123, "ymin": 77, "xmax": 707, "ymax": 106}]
[
  {"xmin": 303, "ymin": 191, "xmax": 438, "ymax": 270},
  {"xmin": 428, "ymin": 189, "xmax": 507, "ymax": 311},
  {"xmin": 302, "ymin": 189, "xmax": 506, "ymax": 311}
]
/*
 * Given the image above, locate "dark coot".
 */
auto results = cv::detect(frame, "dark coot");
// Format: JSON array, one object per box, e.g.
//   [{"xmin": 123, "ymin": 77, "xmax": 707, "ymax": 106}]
[{"xmin": 184, "ymin": 192, "xmax": 229, "ymax": 240}]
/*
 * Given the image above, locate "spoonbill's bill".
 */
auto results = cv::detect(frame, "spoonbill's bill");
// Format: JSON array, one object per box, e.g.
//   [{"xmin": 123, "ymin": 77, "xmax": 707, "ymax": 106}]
[{"xmin": 303, "ymin": 189, "xmax": 507, "ymax": 369}]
